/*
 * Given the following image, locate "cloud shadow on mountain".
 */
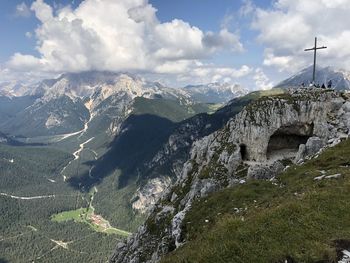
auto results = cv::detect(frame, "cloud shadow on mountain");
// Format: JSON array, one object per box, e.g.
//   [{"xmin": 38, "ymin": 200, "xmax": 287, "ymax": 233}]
[
  {"xmin": 68, "ymin": 113, "xmax": 176, "ymax": 191},
  {"xmin": 68, "ymin": 93, "xmax": 256, "ymax": 192}
]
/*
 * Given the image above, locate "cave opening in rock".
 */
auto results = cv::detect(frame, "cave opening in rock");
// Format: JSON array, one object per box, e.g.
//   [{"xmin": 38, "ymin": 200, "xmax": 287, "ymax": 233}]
[
  {"xmin": 240, "ymin": 144, "xmax": 248, "ymax": 161},
  {"xmin": 267, "ymin": 123, "xmax": 314, "ymax": 160}
]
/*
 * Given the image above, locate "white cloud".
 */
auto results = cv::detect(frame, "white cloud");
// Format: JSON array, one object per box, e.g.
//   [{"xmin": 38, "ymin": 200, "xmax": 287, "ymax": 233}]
[
  {"xmin": 239, "ymin": 0, "xmax": 255, "ymax": 17},
  {"xmin": 7, "ymin": 0, "xmax": 244, "ymax": 84},
  {"xmin": 25, "ymin": 32, "xmax": 33, "ymax": 38},
  {"xmin": 253, "ymin": 0, "xmax": 350, "ymax": 72},
  {"xmin": 203, "ymin": 29, "xmax": 244, "ymax": 52},
  {"xmin": 176, "ymin": 62, "xmax": 252, "ymax": 84},
  {"xmin": 0, "ymin": 65, "xmax": 55, "ymax": 85},
  {"xmin": 15, "ymin": 2, "xmax": 31, "ymax": 18},
  {"xmin": 253, "ymin": 68, "xmax": 273, "ymax": 90}
]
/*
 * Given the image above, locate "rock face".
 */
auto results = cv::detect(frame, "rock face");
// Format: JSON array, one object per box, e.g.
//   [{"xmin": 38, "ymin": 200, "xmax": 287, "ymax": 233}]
[
  {"xmin": 294, "ymin": 136, "xmax": 325, "ymax": 163},
  {"xmin": 247, "ymin": 161, "xmax": 284, "ymax": 180},
  {"xmin": 110, "ymin": 89, "xmax": 350, "ymax": 263},
  {"xmin": 229, "ymin": 89, "xmax": 344, "ymax": 162},
  {"xmin": 132, "ymin": 177, "xmax": 172, "ymax": 214}
]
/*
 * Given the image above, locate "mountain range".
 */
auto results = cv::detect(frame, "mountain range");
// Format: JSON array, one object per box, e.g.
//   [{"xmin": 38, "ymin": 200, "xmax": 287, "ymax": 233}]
[
  {"xmin": 0, "ymin": 70, "xmax": 253, "ymax": 262},
  {"xmin": 2, "ymin": 67, "xmax": 350, "ymax": 262},
  {"xmin": 0, "ymin": 71, "xmax": 247, "ymax": 137}
]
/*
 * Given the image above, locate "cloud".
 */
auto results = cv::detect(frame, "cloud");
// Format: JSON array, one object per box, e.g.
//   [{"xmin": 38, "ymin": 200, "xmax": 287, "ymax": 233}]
[
  {"xmin": 253, "ymin": 68, "xmax": 273, "ymax": 90},
  {"xmin": 252, "ymin": 0, "xmax": 350, "ymax": 72},
  {"xmin": 25, "ymin": 32, "xmax": 33, "ymax": 38},
  {"xmin": 239, "ymin": 0, "xmax": 255, "ymax": 17},
  {"xmin": 176, "ymin": 62, "xmax": 252, "ymax": 84},
  {"xmin": 203, "ymin": 29, "xmax": 244, "ymax": 52},
  {"xmin": 0, "ymin": 65, "xmax": 54, "ymax": 85},
  {"xmin": 15, "ymin": 2, "xmax": 31, "ymax": 18},
  {"xmin": 7, "ymin": 0, "xmax": 244, "ymax": 83}
]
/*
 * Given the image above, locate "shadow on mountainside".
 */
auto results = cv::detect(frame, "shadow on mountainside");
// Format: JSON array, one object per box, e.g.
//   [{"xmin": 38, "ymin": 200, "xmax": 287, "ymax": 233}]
[
  {"xmin": 68, "ymin": 114, "xmax": 176, "ymax": 190},
  {"xmin": 68, "ymin": 93, "xmax": 257, "ymax": 192}
]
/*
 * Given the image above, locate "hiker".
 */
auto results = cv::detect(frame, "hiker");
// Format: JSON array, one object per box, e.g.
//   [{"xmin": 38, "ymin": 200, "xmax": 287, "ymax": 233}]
[
  {"xmin": 321, "ymin": 83, "xmax": 326, "ymax": 89},
  {"xmin": 327, "ymin": 80, "xmax": 332, "ymax": 89}
]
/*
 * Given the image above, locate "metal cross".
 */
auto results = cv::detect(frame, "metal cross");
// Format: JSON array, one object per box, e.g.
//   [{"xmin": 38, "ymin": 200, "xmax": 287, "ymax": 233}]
[{"xmin": 304, "ymin": 37, "xmax": 327, "ymax": 83}]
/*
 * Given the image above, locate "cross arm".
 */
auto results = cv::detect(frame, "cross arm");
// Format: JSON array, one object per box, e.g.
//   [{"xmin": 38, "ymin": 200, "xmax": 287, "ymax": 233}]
[{"xmin": 304, "ymin": 46, "xmax": 327, "ymax": 51}]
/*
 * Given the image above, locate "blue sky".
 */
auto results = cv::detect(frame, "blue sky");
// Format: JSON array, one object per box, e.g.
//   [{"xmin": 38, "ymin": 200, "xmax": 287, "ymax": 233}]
[
  {"xmin": 0, "ymin": 0, "xmax": 81, "ymax": 61},
  {"xmin": 1, "ymin": 0, "xmax": 349, "ymax": 89},
  {"xmin": 0, "ymin": 0, "xmax": 268, "ymax": 64}
]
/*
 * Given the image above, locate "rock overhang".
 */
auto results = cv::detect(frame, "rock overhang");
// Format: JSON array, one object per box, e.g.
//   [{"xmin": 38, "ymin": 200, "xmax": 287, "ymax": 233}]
[{"xmin": 229, "ymin": 89, "xmax": 346, "ymax": 162}]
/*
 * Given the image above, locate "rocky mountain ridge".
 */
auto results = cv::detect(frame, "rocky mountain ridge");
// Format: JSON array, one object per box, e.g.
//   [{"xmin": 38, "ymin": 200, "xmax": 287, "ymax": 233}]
[
  {"xmin": 110, "ymin": 88, "xmax": 350, "ymax": 263},
  {"xmin": 0, "ymin": 71, "xmax": 247, "ymax": 139}
]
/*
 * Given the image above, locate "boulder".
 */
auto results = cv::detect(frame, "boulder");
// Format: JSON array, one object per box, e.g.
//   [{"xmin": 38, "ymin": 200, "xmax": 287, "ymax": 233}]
[
  {"xmin": 247, "ymin": 161, "xmax": 284, "ymax": 180},
  {"xmin": 305, "ymin": 137, "xmax": 324, "ymax": 156}
]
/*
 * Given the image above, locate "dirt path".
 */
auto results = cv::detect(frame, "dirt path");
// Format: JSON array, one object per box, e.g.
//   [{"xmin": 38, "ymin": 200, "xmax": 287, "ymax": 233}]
[{"xmin": 0, "ymin": 193, "xmax": 56, "ymax": 200}]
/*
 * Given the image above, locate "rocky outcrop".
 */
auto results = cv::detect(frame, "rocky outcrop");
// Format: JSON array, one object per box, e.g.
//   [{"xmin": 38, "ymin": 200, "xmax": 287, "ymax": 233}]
[
  {"xmin": 110, "ymin": 89, "xmax": 350, "ymax": 263},
  {"xmin": 294, "ymin": 136, "xmax": 324, "ymax": 163},
  {"xmin": 132, "ymin": 177, "xmax": 172, "ymax": 214},
  {"xmin": 110, "ymin": 129, "xmax": 242, "ymax": 263},
  {"xmin": 229, "ymin": 89, "xmax": 345, "ymax": 161},
  {"xmin": 247, "ymin": 161, "xmax": 284, "ymax": 180}
]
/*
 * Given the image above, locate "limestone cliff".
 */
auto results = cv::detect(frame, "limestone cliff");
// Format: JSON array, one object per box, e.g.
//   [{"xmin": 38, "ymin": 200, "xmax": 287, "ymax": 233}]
[{"xmin": 110, "ymin": 88, "xmax": 350, "ymax": 263}]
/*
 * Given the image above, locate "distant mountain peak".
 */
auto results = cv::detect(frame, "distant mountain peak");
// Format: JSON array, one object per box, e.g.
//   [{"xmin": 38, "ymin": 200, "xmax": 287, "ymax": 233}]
[
  {"xmin": 184, "ymin": 82, "xmax": 248, "ymax": 103},
  {"xmin": 276, "ymin": 66, "xmax": 350, "ymax": 90}
]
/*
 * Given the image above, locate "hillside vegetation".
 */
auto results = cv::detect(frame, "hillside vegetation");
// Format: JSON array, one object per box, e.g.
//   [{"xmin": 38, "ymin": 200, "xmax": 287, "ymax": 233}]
[{"xmin": 161, "ymin": 139, "xmax": 350, "ymax": 263}]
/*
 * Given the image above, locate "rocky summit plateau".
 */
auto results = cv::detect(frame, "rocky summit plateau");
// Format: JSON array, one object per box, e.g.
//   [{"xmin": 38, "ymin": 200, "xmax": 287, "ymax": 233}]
[{"xmin": 110, "ymin": 87, "xmax": 350, "ymax": 263}]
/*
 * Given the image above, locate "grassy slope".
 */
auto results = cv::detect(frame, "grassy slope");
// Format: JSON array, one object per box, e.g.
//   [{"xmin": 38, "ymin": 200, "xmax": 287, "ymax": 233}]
[
  {"xmin": 132, "ymin": 97, "xmax": 218, "ymax": 122},
  {"xmin": 162, "ymin": 139, "xmax": 350, "ymax": 263}
]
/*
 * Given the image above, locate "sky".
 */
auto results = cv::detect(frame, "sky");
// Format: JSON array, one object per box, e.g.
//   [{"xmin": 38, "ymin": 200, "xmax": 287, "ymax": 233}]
[{"xmin": 1, "ymin": 0, "xmax": 350, "ymax": 90}]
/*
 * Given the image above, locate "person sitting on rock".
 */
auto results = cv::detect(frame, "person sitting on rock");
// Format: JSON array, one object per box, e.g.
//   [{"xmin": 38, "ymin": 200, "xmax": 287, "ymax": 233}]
[{"xmin": 321, "ymin": 83, "xmax": 326, "ymax": 89}]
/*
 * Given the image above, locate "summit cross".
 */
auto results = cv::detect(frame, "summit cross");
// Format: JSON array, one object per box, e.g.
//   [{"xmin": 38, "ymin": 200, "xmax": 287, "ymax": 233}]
[{"xmin": 304, "ymin": 37, "xmax": 327, "ymax": 83}]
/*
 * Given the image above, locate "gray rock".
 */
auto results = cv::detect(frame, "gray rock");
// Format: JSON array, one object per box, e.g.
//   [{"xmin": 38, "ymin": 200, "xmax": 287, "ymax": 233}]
[
  {"xmin": 305, "ymin": 137, "xmax": 325, "ymax": 156},
  {"xmin": 247, "ymin": 161, "xmax": 284, "ymax": 180},
  {"xmin": 294, "ymin": 144, "xmax": 306, "ymax": 163},
  {"xmin": 314, "ymin": 175, "xmax": 326, "ymax": 180},
  {"xmin": 325, "ymin": 173, "xmax": 342, "ymax": 179},
  {"xmin": 342, "ymin": 101, "xmax": 350, "ymax": 112},
  {"xmin": 229, "ymin": 90, "xmax": 342, "ymax": 162}
]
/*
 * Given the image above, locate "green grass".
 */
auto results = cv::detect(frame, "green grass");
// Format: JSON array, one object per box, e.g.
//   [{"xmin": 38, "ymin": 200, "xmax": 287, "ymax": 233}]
[
  {"xmin": 51, "ymin": 208, "xmax": 88, "ymax": 222},
  {"xmin": 161, "ymin": 139, "xmax": 350, "ymax": 263},
  {"xmin": 193, "ymin": 103, "xmax": 222, "ymax": 114},
  {"xmin": 51, "ymin": 206, "xmax": 131, "ymax": 237},
  {"xmin": 132, "ymin": 97, "xmax": 217, "ymax": 122}
]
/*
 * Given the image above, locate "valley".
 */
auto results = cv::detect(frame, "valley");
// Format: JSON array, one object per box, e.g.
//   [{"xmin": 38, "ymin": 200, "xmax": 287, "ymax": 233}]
[
  {"xmin": 1, "ymin": 0, "xmax": 347, "ymax": 262},
  {"xmin": 1, "ymin": 68, "xmax": 348, "ymax": 262},
  {"xmin": 0, "ymin": 143, "xmax": 126, "ymax": 262},
  {"xmin": 0, "ymin": 71, "xmax": 237, "ymax": 262}
]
